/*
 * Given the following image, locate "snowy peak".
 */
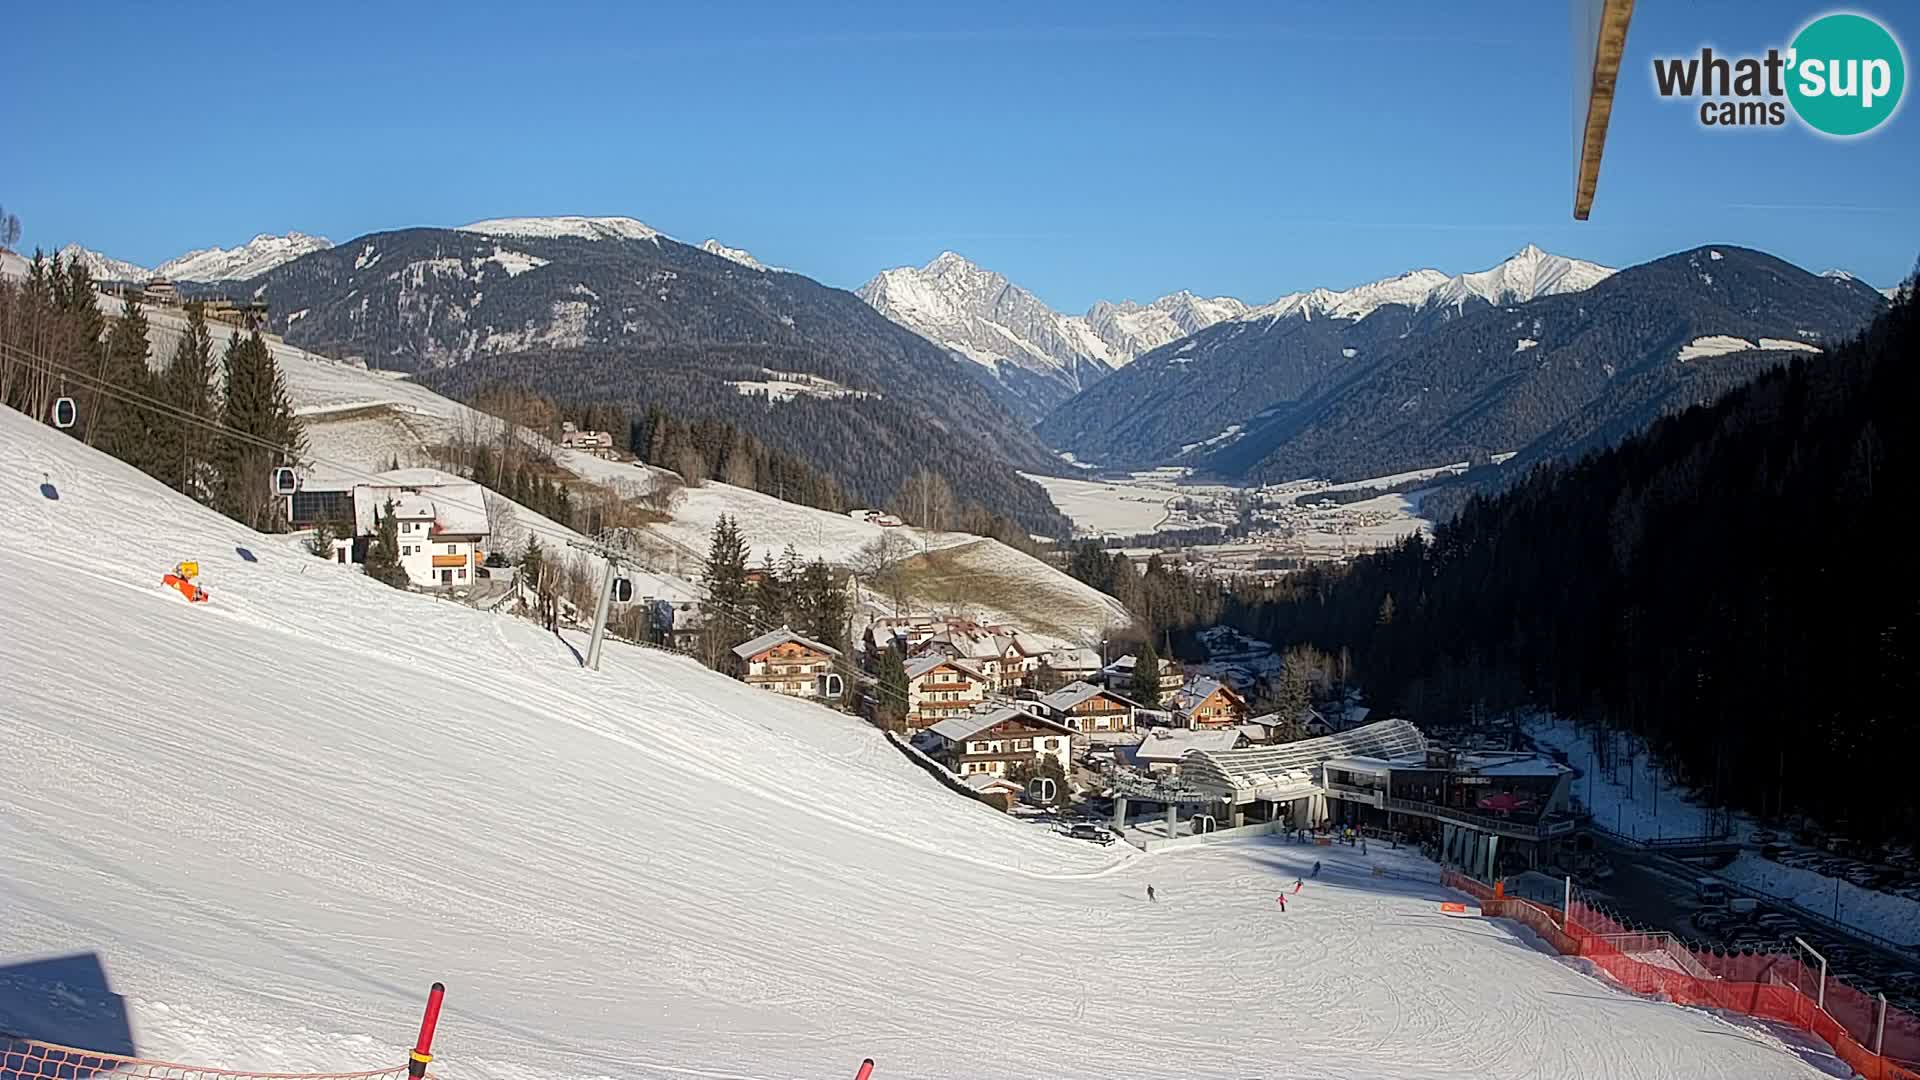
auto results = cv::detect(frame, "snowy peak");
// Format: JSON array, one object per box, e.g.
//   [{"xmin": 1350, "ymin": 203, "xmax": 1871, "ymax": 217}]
[
  {"xmin": 1428, "ymin": 244, "xmax": 1614, "ymax": 310},
  {"xmin": 457, "ymin": 216, "xmax": 665, "ymax": 244},
  {"xmin": 1246, "ymin": 269, "xmax": 1451, "ymax": 323},
  {"xmin": 858, "ymin": 252, "xmax": 1245, "ymax": 379},
  {"xmin": 155, "ymin": 232, "xmax": 333, "ymax": 282},
  {"xmin": 699, "ymin": 238, "xmax": 773, "ymax": 272},
  {"xmin": 1239, "ymin": 247, "xmax": 1612, "ymax": 326},
  {"xmin": 57, "ymin": 244, "xmax": 152, "ymax": 283}
]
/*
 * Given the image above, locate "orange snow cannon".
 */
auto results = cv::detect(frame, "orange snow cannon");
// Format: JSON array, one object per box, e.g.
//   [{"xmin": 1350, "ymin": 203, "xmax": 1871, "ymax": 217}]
[{"xmin": 163, "ymin": 562, "xmax": 209, "ymax": 603}]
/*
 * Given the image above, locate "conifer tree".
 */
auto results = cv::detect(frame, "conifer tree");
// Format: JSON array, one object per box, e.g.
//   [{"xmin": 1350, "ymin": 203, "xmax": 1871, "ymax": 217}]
[
  {"xmin": 215, "ymin": 330, "xmax": 303, "ymax": 531},
  {"xmin": 95, "ymin": 296, "xmax": 155, "ymax": 469},
  {"xmin": 363, "ymin": 499, "xmax": 407, "ymax": 588},
  {"xmin": 156, "ymin": 300, "xmax": 217, "ymax": 500},
  {"xmin": 799, "ymin": 558, "xmax": 848, "ymax": 655},
  {"xmin": 701, "ymin": 514, "xmax": 752, "ymax": 665},
  {"xmin": 875, "ymin": 641, "xmax": 911, "ymax": 731},
  {"xmin": 1130, "ymin": 637, "xmax": 1163, "ymax": 709}
]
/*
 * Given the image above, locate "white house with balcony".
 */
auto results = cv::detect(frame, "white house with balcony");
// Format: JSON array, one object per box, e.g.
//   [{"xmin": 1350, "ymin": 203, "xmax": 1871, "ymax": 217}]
[{"xmin": 350, "ymin": 469, "xmax": 491, "ymax": 590}]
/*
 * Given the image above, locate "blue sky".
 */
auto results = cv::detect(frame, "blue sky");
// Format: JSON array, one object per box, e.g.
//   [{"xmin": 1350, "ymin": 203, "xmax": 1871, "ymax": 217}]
[{"xmin": 5, "ymin": 0, "xmax": 1914, "ymax": 309}]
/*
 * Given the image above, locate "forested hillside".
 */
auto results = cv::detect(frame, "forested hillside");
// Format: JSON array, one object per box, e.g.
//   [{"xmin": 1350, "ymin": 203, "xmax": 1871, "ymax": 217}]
[
  {"xmin": 243, "ymin": 224, "xmax": 1071, "ymax": 534},
  {"xmin": 1224, "ymin": 275, "xmax": 1917, "ymax": 839}
]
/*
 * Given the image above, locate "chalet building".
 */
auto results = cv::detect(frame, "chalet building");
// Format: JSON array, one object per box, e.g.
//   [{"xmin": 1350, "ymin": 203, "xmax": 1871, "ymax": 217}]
[
  {"xmin": 905, "ymin": 655, "xmax": 991, "ymax": 729},
  {"xmin": 1167, "ymin": 677, "xmax": 1250, "ymax": 730},
  {"xmin": 732, "ymin": 627, "xmax": 843, "ymax": 699},
  {"xmin": 1099, "ymin": 653, "xmax": 1184, "ymax": 696},
  {"xmin": 914, "ymin": 705, "xmax": 1075, "ymax": 780},
  {"xmin": 960, "ymin": 772, "xmax": 1026, "ymax": 811},
  {"xmin": 347, "ymin": 469, "xmax": 492, "ymax": 590},
  {"xmin": 910, "ymin": 621, "xmax": 1043, "ymax": 692},
  {"xmin": 388, "ymin": 495, "xmax": 485, "ymax": 589},
  {"xmin": 559, "ymin": 421, "xmax": 615, "ymax": 457},
  {"xmin": 1038, "ymin": 681, "xmax": 1144, "ymax": 740}
]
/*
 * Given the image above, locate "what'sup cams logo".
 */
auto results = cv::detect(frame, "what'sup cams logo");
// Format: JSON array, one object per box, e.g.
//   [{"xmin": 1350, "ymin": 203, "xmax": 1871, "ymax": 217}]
[{"xmin": 1653, "ymin": 12, "xmax": 1905, "ymax": 135}]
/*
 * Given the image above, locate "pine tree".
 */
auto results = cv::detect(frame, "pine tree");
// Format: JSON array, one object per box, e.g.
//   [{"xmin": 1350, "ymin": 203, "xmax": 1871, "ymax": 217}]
[
  {"xmin": 363, "ymin": 499, "xmax": 407, "ymax": 588},
  {"xmin": 701, "ymin": 514, "xmax": 752, "ymax": 666},
  {"xmin": 215, "ymin": 330, "xmax": 304, "ymax": 531},
  {"xmin": 799, "ymin": 558, "xmax": 847, "ymax": 655},
  {"xmin": 95, "ymin": 296, "xmax": 155, "ymax": 469},
  {"xmin": 156, "ymin": 301, "xmax": 217, "ymax": 500},
  {"xmin": 306, "ymin": 521, "xmax": 337, "ymax": 558},
  {"xmin": 875, "ymin": 641, "xmax": 911, "ymax": 731},
  {"xmin": 57, "ymin": 256, "xmax": 106, "ymax": 442},
  {"xmin": 753, "ymin": 551, "xmax": 790, "ymax": 630},
  {"xmin": 1130, "ymin": 637, "xmax": 1163, "ymax": 709}
]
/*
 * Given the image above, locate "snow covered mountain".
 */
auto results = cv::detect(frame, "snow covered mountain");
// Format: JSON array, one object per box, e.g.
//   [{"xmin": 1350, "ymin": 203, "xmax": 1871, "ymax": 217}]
[
  {"xmin": 700, "ymin": 237, "xmax": 778, "ymax": 272},
  {"xmin": 1041, "ymin": 245, "xmax": 1882, "ymax": 482},
  {"xmin": 1238, "ymin": 246, "xmax": 1613, "ymax": 325},
  {"xmin": 56, "ymin": 243, "xmax": 151, "ymax": 282},
  {"xmin": 857, "ymin": 252, "xmax": 1246, "ymax": 422},
  {"xmin": 0, "ymin": 400, "xmax": 1836, "ymax": 1080},
  {"xmin": 154, "ymin": 232, "xmax": 333, "ymax": 282},
  {"xmin": 456, "ymin": 215, "xmax": 664, "ymax": 243}
]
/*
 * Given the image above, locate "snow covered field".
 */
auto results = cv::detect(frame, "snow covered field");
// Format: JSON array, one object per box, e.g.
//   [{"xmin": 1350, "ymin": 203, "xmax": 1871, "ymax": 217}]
[
  {"xmin": 558, "ymin": 449, "xmax": 1131, "ymax": 646},
  {"xmin": 0, "ymin": 407, "xmax": 1837, "ymax": 1080},
  {"xmin": 1020, "ymin": 472, "xmax": 1175, "ymax": 535}
]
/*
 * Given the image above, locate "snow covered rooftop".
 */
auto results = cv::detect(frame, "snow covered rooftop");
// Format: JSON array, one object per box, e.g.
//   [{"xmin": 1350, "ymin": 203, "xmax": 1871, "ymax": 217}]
[
  {"xmin": 925, "ymin": 705, "xmax": 1069, "ymax": 743},
  {"xmin": 904, "ymin": 654, "xmax": 985, "ymax": 681},
  {"xmin": 1131, "ymin": 727, "xmax": 1245, "ymax": 763},
  {"xmin": 1039, "ymin": 681, "xmax": 1139, "ymax": 712},
  {"xmin": 732, "ymin": 626, "xmax": 841, "ymax": 660}
]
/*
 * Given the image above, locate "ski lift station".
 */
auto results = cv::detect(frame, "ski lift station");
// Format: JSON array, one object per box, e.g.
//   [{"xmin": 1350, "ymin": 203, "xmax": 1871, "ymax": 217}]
[{"xmin": 1110, "ymin": 718, "xmax": 1576, "ymax": 872}]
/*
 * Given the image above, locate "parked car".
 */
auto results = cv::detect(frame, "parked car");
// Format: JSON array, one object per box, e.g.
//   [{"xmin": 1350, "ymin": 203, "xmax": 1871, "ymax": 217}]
[
  {"xmin": 1696, "ymin": 879, "xmax": 1730, "ymax": 906},
  {"xmin": 1692, "ymin": 911, "xmax": 1733, "ymax": 932},
  {"xmin": 484, "ymin": 551, "xmax": 512, "ymax": 569},
  {"xmin": 1066, "ymin": 823, "xmax": 1115, "ymax": 846}
]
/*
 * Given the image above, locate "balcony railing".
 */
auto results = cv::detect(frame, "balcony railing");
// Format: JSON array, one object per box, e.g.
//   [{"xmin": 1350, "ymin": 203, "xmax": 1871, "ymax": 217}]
[{"xmin": 1383, "ymin": 796, "xmax": 1572, "ymax": 841}]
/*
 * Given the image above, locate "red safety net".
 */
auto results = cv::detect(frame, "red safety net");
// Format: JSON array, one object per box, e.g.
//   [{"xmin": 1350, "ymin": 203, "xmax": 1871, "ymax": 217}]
[
  {"xmin": 0, "ymin": 1037, "xmax": 423, "ymax": 1080},
  {"xmin": 1436, "ymin": 870, "xmax": 1920, "ymax": 1080}
]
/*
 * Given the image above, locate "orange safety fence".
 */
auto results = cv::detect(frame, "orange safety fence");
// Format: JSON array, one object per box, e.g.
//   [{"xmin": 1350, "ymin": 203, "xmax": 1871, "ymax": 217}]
[
  {"xmin": 0, "ymin": 1036, "xmax": 424, "ymax": 1080},
  {"xmin": 1437, "ymin": 871, "xmax": 1920, "ymax": 1080}
]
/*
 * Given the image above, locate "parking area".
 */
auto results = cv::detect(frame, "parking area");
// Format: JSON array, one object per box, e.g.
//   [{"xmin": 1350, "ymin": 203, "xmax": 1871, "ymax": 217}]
[{"xmin": 1580, "ymin": 835, "xmax": 1920, "ymax": 1015}]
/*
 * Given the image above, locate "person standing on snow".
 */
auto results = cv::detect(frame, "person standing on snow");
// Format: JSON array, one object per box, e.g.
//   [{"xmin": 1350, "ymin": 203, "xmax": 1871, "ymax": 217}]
[
  {"xmin": 1312, "ymin": 859, "xmax": 1322, "ymax": 878},
  {"xmin": 1146, "ymin": 884, "xmax": 1157, "ymax": 902},
  {"xmin": 1277, "ymin": 893, "xmax": 1287, "ymax": 912}
]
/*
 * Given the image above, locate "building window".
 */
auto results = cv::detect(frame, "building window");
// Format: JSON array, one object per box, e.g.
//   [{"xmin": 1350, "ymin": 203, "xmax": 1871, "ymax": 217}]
[
  {"xmin": 446, "ymin": 544, "xmax": 457, "ymax": 555},
  {"xmin": 457, "ymin": 569, "xmax": 466, "ymax": 580}
]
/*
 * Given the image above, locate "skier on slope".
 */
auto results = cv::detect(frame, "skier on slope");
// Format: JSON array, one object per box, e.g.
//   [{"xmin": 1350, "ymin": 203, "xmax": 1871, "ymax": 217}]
[
  {"xmin": 1311, "ymin": 859, "xmax": 1322, "ymax": 878},
  {"xmin": 1293, "ymin": 877, "xmax": 1303, "ymax": 894},
  {"xmin": 1146, "ymin": 884, "xmax": 1157, "ymax": 902},
  {"xmin": 1276, "ymin": 893, "xmax": 1287, "ymax": 912}
]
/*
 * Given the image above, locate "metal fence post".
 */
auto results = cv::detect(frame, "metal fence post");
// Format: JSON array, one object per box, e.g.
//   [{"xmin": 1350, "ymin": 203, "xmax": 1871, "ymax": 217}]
[{"xmin": 1876, "ymin": 993, "xmax": 1887, "ymax": 1055}]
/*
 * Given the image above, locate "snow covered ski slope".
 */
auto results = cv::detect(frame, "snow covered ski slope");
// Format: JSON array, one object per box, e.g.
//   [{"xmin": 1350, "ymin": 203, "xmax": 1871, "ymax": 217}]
[{"xmin": 0, "ymin": 407, "xmax": 1837, "ymax": 1080}]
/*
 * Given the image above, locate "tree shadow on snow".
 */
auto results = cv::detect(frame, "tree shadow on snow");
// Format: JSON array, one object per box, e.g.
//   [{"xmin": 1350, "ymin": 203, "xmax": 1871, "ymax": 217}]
[{"xmin": 0, "ymin": 951, "xmax": 136, "ymax": 1077}]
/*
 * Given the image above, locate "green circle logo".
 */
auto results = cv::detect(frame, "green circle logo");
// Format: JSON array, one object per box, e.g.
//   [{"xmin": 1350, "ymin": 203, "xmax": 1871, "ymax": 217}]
[{"xmin": 1787, "ymin": 13, "xmax": 1905, "ymax": 136}]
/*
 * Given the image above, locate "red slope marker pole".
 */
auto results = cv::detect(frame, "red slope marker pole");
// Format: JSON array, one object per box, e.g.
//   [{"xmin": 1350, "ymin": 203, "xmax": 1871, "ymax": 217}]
[
  {"xmin": 410, "ymin": 982, "xmax": 446, "ymax": 1078},
  {"xmin": 854, "ymin": 1059, "xmax": 875, "ymax": 1080}
]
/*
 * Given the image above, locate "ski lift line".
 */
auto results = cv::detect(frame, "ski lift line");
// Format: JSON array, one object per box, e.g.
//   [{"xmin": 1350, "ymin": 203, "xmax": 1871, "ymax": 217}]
[
  {"xmin": 1, "ymin": 343, "xmax": 632, "ymax": 563},
  {"xmin": 4, "ymin": 344, "xmax": 919, "ymax": 708}
]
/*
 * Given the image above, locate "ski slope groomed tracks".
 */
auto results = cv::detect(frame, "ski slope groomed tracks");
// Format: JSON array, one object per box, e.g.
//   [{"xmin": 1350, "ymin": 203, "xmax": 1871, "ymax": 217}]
[{"xmin": 0, "ymin": 407, "xmax": 1838, "ymax": 1080}]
